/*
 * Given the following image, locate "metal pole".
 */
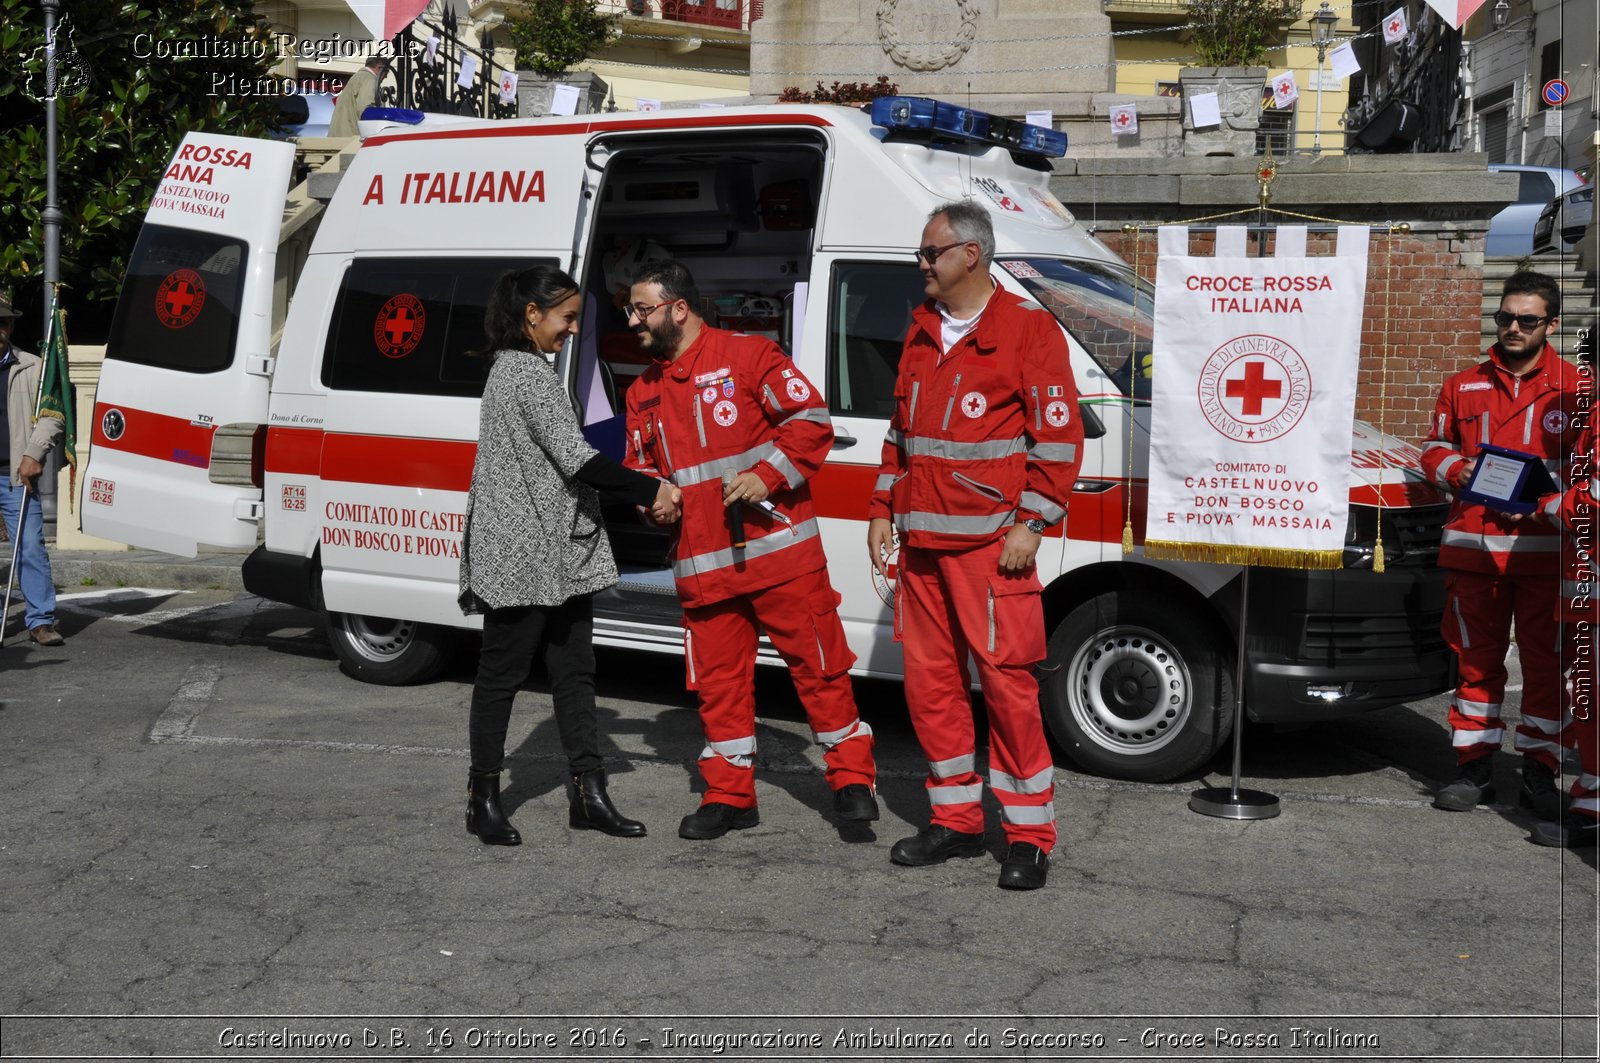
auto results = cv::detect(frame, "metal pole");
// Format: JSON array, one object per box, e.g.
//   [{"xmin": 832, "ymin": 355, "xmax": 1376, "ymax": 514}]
[
  {"xmin": 42, "ymin": 0, "xmax": 63, "ymax": 324},
  {"xmin": 1313, "ymin": 43, "xmax": 1327, "ymax": 155}
]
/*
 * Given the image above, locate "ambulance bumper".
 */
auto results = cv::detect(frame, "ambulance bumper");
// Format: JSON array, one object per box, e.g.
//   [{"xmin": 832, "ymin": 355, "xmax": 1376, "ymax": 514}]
[{"xmin": 1240, "ymin": 565, "xmax": 1454, "ymax": 723}]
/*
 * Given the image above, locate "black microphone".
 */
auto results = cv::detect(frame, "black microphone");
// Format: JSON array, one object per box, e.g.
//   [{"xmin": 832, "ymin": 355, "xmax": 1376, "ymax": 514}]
[{"xmin": 722, "ymin": 471, "xmax": 746, "ymax": 549}]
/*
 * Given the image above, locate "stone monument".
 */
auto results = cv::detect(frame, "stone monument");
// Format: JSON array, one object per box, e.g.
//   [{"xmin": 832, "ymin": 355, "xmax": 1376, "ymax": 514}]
[{"xmin": 751, "ymin": 0, "xmax": 1114, "ymax": 114}]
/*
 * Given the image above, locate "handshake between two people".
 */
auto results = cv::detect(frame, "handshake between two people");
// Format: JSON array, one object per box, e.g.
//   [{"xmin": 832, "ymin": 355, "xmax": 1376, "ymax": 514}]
[{"xmin": 643, "ymin": 470, "xmax": 775, "ymax": 527}]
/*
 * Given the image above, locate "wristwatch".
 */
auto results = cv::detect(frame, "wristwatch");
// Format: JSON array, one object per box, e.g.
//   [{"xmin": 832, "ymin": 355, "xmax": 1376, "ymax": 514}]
[{"xmin": 1021, "ymin": 518, "xmax": 1048, "ymax": 534}]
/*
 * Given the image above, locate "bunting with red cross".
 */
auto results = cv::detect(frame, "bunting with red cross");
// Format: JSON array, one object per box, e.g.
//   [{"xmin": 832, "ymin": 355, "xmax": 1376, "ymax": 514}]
[{"xmin": 1142, "ymin": 224, "xmax": 1369, "ymax": 569}]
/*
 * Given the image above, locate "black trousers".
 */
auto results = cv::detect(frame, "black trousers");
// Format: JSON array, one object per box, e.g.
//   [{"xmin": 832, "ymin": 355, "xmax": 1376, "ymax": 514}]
[{"xmin": 468, "ymin": 593, "xmax": 602, "ymax": 776}]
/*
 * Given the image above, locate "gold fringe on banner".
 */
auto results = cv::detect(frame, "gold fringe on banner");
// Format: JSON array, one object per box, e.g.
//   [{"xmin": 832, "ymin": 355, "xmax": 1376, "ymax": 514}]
[{"xmin": 1142, "ymin": 540, "xmax": 1345, "ymax": 570}]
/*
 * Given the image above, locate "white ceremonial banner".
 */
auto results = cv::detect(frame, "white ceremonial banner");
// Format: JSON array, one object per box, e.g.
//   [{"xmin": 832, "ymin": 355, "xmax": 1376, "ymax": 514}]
[
  {"xmin": 498, "ymin": 71, "xmax": 518, "ymax": 104},
  {"xmin": 1143, "ymin": 225, "xmax": 1371, "ymax": 569}
]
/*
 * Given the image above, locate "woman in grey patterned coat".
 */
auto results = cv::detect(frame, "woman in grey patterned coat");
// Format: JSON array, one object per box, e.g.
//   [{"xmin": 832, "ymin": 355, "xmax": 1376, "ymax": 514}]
[{"xmin": 460, "ymin": 266, "xmax": 681, "ymax": 845}]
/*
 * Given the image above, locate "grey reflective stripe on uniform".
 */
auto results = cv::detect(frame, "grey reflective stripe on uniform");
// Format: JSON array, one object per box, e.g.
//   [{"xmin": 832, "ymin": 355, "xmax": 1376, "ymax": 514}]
[
  {"xmin": 1453, "ymin": 695, "xmax": 1500, "ymax": 718},
  {"xmin": 1590, "ymin": 478, "xmax": 1600, "ymax": 503},
  {"xmin": 1020, "ymin": 490, "xmax": 1066, "ymax": 524},
  {"xmin": 672, "ymin": 517, "xmax": 820, "ymax": 579},
  {"xmin": 884, "ymin": 427, "xmax": 906, "ymax": 452},
  {"xmin": 1523, "ymin": 406, "xmax": 1535, "ymax": 446},
  {"xmin": 694, "ymin": 392, "xmax": 708, "ymax": 447},
  {"xmin": 1032, "ymin": 385, "xmax": 1042, "ymax": 432},
  {"xmin": 780, "ymin": 406, "xmax": 831, "ymax": 429},
  {"xmin": 763, "ymin": 383, "xmax": 785, "ymax": 413},
  {"xmin": 1451, "ymin": 598, "xmax": 1472, "ymax": 649},
  {"xmin": 1028, "ymin": 442, "xmax": 1078, "ymax": 463},
  {"xmin": 1420, "ymin": 440, "xmax": 1454, "ymax": 452},
  {"xmin": 1441, "ymin": 530, "xmax": 1561, "ymax": 552},
  {"xmin": 673, "ymin": 443, "xmax": 778, "ymax": 489},
  {"xmin": 909, "ymin": 380, "xmax": 921, "ymax": 425},
  {"xmin": 942, "ymin": 394, "xmax": 958, "ymax": 431},
  {"xmin": 1575, "ymin": 794, "xmax": 1600, "ymax": 815},
  {"xmin": 1435, "ymin": 454, "xmax": 1465, "ymax": 485},
  {"xmin": 905, "ymin": 436, "xmax": 1027, "ymax": 461},
  {"xmin": 1545, "ymin": 495, "xmax": 1562, "ymax": 518},
  {"xmin": 928, "ymin": 783, "xmax": 984, "ymax": 805},
  {"xmin": 701, "ymin": 735, "xmax": 757, "ymax": 767},
  {"xmin": 816, "ymin": 719, "xmax": 873, "ymax": 747},
  {"xmin": 767, "ymin": 448, "xmax": 806, "ymax": 490},
  {"xmin": 874, "ymin": 472, "xmax": 901, "ymax": 492},
  {"xmin": 1479, "ymin": 412, "xmax": 1489, "ymax": 444},
  {"xmin": 986, "ymin": 587, "xmax": 996, "ymax": 653},
  {"xmin": 929, "ymin": 753, "xmax": 976, "ymax": 778},
  {"xmin": 1519, "ymin": 713, "xmax": 1569, "ymax": 735},
  {"xmin": 989, "ymin": 765, "xmax": 1055, "ymax": 796},
  {"xmin": 1453, "ymin": 727, "xmax": 1503, "ymax": 747},
  {"xmin": 904, "ymin": 509, "xmax": 1016, "ymax": 536},
  {"xmin": 657, "ymin": 423, "xmax": 675, "ymax": 471},
  {"xmin": 1000, "ymin": 802, "xmax": 1056, "ymax": 825}
]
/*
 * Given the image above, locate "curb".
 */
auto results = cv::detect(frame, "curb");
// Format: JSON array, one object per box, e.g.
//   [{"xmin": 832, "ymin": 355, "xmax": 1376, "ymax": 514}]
[{"xmin": 36, "ymin": 550, "xmax": 249, "ymax": 594}]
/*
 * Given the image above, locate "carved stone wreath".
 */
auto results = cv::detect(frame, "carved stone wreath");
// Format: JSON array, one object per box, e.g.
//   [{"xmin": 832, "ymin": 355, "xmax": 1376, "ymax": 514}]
[{"xmin": 877, "ymin": 0, "xmax": 981, "ymax": 72}]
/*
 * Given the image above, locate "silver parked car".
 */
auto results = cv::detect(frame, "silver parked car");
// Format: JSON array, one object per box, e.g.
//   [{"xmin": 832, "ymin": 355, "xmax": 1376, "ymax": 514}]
[
  {"xmin": 1486, "ymin": 164, "xmax": 1587, "ymax": 255},
  {"xmin": 1533, "ymin": 182, "xmax": 1594, "ymax": 255}
]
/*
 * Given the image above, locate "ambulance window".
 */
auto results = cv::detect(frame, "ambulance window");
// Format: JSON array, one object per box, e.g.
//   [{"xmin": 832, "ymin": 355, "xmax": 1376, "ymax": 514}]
[
  {"xmin": 322, "ymin": 257, "xmax": 551, "ymax": 396},
  {"xmin": 105, "ymin": 225, "xmax": 248, "ymax": 373},
  {"xmin": 998, "ymin": 258, "xmax": 1155, "ymax": 401},
  {"xmin": 828, "ymin": 262, "xmax": 922, "ymax": 419}
]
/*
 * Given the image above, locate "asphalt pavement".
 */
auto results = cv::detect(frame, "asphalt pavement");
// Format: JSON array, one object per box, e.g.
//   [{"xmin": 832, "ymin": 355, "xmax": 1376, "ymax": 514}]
[{"xmin": 1, "ymin": 547, "xmax": 1596, "ymax": 1062}]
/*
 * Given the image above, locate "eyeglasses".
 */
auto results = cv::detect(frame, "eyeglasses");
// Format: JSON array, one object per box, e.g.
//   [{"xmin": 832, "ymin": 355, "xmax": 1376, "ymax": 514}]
[
  {"xmin": 1494, "ymin": 310, "xmax": 1552, "ymax": 330},
  {"xmin": 913, "ymin": 241, "xmax": 972, "ymax": 265},
  {"xmin": 624, "ymin": 300, "xmax": 677, "ymax": 321}
]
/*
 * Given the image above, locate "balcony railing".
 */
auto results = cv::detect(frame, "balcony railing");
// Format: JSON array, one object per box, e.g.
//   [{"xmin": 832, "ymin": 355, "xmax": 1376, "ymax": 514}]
[{"xmin": 596, "ymin": 0, "xmax": 763, "ymax": 32}]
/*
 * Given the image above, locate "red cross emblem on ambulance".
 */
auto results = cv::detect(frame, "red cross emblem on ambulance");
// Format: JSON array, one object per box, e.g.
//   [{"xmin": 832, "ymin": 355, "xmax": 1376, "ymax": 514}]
[
  {"xmin": 374, "ymin": 294, "xmax": 427, "ymax": 359},
  {"xmin": 155, "ymin": 269, "xmax": 206, "ymax": 329}
]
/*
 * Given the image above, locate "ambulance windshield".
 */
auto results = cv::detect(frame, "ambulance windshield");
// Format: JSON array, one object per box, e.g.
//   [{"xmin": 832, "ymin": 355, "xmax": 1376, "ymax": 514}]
[{"xmin": 997, "ymin": 258, "xmax": 1154, "ymax": 402}]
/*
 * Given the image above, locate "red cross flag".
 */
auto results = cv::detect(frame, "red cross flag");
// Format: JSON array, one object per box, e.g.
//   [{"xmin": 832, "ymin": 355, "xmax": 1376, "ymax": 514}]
[
  {"xmin": 1382, "ymin": 6, "xmax": 1408, "ymax": 44},
  {"xmin": 499, "ymin": 71, "xmax": 518, "ymax": 104},
  {"xmin": 1108, "ymin": 102, "xmax": 1139, "ymax": 137},
  {"xmin": 1271, "ymin": 72, "xmax": 1299, "ymax": 109},
  {"xmin": 1142, "ymin": 224, "xmax": 1371, "ymax": 569}
]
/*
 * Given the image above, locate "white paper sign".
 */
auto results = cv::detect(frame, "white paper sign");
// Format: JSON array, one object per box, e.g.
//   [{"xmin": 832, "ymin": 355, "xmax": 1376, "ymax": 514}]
[
  {"xmin": 1329, "ymin": 41, "xmax": 1361, "ymax": 80},
  {"xmin": 1143, "ymin": 226, "xmax": 1371, "ymax": 568},
  {"xmin": 1109, "ymin": 103, "xmax": 1139, "ymax": 137},
  {"xmin": 498, "ymin": 71, "xmax": 518, "ymax": 103},
  {"xmin": 456, "ymin": 55, "xmax": 477, "ymax": 89},
  {"xmin": 550, "ymin": 82, "xmax": 581, "ymax": 115},
  {"xmin": 636, "ymin": 97, "xmax": 661, "ymax": 112},
  {"xmin": 1544, "ymin": 108, "xmax": 1563, "ymax": 138},
  {"xmin": 1025, "ymin": 109, "xmax": 1053, "ymax": 130},
  {"xmin": 425, "ymin": 35, "xmax": 440, "ymax": 65},
  {"xmin": 1189, "ymin": 91, "xmax": 1222, "ymax": 128}
]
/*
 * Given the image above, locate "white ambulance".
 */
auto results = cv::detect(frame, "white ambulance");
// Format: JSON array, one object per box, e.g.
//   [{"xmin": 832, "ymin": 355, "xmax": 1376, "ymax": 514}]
[{"xmin": 83, "ymin": 98, "xmax": 1453, "ymax": 781}]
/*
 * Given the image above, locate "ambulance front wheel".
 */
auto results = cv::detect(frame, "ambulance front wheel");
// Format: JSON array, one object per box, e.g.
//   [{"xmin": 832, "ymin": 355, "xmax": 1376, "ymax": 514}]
[
  {"xmin": 1040, "ymin": 591, "xmax": 1233, "ymax": 782},
  {"xmin": 326, "ymin": 611, "xmax": 460, "ymax": 686}
]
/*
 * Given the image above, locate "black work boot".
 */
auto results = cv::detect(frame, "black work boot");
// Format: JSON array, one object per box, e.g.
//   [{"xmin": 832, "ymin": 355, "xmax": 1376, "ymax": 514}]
[
  {"xmin": 832, "ymin": 783, "xmax": 880, "ymax": 822},
  {"xmin": 1532, "ymin": 811, "xmax": 1600, "ymax": 848},
  {"xmin": 678, "ymin": 802, "xmax": 759, "ymax": 840},
  {"xmin": 1433, "ymin": 756, "xmax": 1495, "ymax": 811},
  {"xmin": 466, "ymin": 769, "xmax": 522, "ymax": 846},
  {"xmin": 1518, "ymin": 759, "xmax": 1565, "ymax": 821},
  {"xmin": 890, "ymin": 825, "xmax": 986, "ymax": 866},
  {"xmin": 569, "ymin": 769, "xmax": 647, "ymax": 838}
]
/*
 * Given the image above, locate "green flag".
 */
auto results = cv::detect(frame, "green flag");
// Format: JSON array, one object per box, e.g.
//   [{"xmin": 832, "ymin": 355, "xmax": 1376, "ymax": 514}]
[{"xmin": 36, "ymin": 297, "xmax": 76, "ymax": 506}]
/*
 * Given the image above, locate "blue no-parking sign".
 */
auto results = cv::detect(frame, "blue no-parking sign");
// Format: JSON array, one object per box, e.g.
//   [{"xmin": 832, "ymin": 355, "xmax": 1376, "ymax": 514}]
[{"xmin": 1543, "ymin": 79, "xmax": 1569, "ymax": 107}]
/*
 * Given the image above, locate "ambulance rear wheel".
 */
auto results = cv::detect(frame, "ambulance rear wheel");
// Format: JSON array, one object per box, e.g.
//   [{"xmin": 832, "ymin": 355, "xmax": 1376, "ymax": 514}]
[
  {"xmin": 1040, "ymin": 591, "xmax": 1232, "ymax": 782},
  {"xmin": 326, "ymin": 611, "xmax": 459, "ymax": 686}
]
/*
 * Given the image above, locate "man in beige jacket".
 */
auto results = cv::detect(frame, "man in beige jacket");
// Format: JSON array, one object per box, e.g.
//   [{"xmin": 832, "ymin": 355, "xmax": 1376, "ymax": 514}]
[
  {"xmin": 328, "ymin": 57, "xmax": 387, "ymax": 139},
  {"xmin": 1, "ymin": 293, "xmax": 65, "ymax": 645}
]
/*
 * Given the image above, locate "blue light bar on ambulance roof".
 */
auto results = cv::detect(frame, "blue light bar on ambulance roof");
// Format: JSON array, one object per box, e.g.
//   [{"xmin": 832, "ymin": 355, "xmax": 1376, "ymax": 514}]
[
  {"xmin": 362, "ymin": 106, "xmax": 425, "ymax": 124},
  {"xmin": 869, "ymin": 96, "xmax": 1068, "ymax": 158}
]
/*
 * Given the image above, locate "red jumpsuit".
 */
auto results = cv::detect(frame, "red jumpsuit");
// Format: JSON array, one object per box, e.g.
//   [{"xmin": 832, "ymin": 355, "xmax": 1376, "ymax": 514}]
[
  {"xmin": 1542, "ymin": 370, "xmax": 1600, "ymax": 822},
  {"xmin": 1419, "ymin": 343, "xmax": 1582, "ymax": 771},
  {"xmin": 869, "ymin": 285, "xmax": 1084, "ymax": 850},
  {"xmin": 624, "ymin": 326, "xmax": 874, "ymax": 809}
]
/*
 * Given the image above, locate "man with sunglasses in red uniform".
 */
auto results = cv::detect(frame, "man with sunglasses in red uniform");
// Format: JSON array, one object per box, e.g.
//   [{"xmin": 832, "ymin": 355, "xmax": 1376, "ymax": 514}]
[
  {"xmin": 1420, "ymin": 271, "xmax": 1580, "ymax": 816},
  {"xmin": 868, "ymin": 201, "xmax": 1083, "ymax": 890}
]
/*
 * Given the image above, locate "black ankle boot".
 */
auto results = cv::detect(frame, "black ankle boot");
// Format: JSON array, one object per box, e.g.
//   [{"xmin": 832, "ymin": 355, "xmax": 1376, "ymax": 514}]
[
  {"xmin": 569, "ymin": 768, "xmax": 647, "ymax": 838},
  {"xmin": 466, "ymin": 769, "xmax": 522, "ymax": 846}
]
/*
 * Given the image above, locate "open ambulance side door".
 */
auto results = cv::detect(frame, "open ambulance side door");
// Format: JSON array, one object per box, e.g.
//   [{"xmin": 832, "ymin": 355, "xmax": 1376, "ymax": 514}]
[{"xmin": 82, "ymin": 133, "xmax": 294, "ymax": 556}]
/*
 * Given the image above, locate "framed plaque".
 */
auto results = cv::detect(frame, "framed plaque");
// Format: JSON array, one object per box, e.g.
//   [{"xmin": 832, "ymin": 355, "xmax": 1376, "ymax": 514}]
[{"xmin": 1459, "ymin": 444, "xmax": 1559, "ymax": 515}]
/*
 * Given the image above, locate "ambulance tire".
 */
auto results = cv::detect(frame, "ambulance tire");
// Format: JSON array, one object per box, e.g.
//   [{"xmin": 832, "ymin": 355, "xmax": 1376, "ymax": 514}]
[
  {"xmin": 325, "ymin": 611, "xmax": 459, "ymax": 686},
  {"xmin": 1040, "ymin": 591, "xmax": 1232, "ymax": 782}
]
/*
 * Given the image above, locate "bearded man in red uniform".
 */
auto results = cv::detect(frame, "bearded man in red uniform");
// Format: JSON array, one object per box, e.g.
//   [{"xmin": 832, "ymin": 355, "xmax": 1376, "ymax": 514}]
[
  {"xmin": 1420, "ymin": 271, "xmax": 1580, "ymax": 815},
  {"xmin": 623, "ymin": 260, "xmax": 878, "ymax": 839},
  {"xmin": 868, "ymin": 201, "xmax": 1084, "ymax": 891}
]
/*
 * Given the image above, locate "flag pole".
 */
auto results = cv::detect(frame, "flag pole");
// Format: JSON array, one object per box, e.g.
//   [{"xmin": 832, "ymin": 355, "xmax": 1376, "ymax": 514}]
[
  {"xmin": 2, "ymin": 493, "xmax": 32, "ymax": 644},
  {"xmin": 42, "ymin": 0, "xmax": 63, "ymax": 328}
]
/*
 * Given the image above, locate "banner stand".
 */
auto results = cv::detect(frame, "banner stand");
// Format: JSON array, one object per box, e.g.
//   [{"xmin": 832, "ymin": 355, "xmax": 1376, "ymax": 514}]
[{"xmin": 1189, "ymin": 567, "xmax": 1280, "ymax": 819}]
